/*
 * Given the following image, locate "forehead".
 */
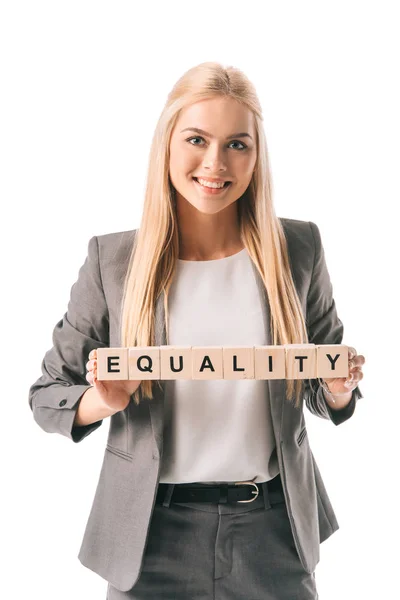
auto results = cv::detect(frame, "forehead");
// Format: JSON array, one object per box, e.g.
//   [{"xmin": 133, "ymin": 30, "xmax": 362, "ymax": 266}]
[{"xmin": 175, "ymin": 97, "xmax": 255, "ymax": 133}]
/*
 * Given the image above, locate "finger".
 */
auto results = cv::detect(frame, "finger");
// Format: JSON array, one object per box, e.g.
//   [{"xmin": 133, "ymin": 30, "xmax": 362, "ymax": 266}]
[
  {"xmin": 89, "ymin": 349, "xmax": 98, "ymax": 360},
  {"xmin": 348, "ymin": 367, "xmax": 363, "ymax": 379},
  {"xmin": 86, "ymin": 371, "xmax": 94, "ymax": 385},
  {"xmin": 93, "ymin": 370, "xmax": 104, "ymax": 388},
  {"xmin": 348, "ymin": 347, "xmax": 357, "ymax": 360},
  {"xmin": 346, "ymin": 370, "xmax": 364, "ymax": 386},
  {"xmin": 349, "ymin": 355, "xmax": 365, "ymax": 370}
]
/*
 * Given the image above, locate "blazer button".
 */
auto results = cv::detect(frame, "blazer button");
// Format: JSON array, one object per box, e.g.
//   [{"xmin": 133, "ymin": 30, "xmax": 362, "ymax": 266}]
[{"xmin": 59, "ymin": 399, "xmax": 67, "ymax": 407}]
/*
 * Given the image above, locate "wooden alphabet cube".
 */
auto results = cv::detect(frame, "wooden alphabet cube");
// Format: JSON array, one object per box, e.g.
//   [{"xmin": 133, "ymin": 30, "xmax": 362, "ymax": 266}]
[
  {"xmin": 316, "ymin": 344, "xmax": 349, "ymax": 378},
  {"xmin": 159, "ymin": 345, "xmax": 192, "ymax": 379},
  {"xmin": 192, "ymin": 347, "xmax": 223, "ymax": 380},
  {"xmin": 128, "ymin": 346, "xmax": 160, "ymax": 380},
  {"xmin": 97, "ymin": 347, "xmax": 129, "ymax": 380},
  {"xmin": 254, "ymin": 345, "xmax": 286, "ymax": 379},
  {"xmin": 95, "ymin": 343, "xmax": 353, "ymax": 381},
  {"xmin": 284, "ymin": 344, "xmax": 317, "ymax": 379},
  {"xmin": 223, "ymin": 346, "xmax": 255, "ymax": 379}
]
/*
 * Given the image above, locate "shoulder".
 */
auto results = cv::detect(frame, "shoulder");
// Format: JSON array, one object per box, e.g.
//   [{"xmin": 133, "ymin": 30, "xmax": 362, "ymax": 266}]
[
  {"xmin": 278, "ymin": 217, "xmax": 320, "ymax": 272},
  {"xmin": 279, "ymin": 216, "xmax": 316, "ymax": 240},
  {"xmin": 93, "ymin": 228, "xmax": 138, "ymax": 265},
  {"xmin": 279, "ymin": 216, "xmax": 321, "ymax": 247},
  {"xmin": 92, "ymin": 220, "xmax": 320, "ymax": 266},
  {"xmin": 96, "ymin": 228, "xmax": 137, "ymax": 246}
]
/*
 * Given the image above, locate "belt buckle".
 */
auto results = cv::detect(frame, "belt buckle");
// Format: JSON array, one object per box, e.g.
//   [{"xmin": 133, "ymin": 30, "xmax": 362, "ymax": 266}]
[{"xmin": 234, "ymin": 480, "xmax": 259, "ymax": 503}]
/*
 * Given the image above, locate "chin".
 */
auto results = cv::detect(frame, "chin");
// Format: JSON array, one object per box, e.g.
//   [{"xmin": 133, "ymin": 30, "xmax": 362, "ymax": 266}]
[{"xmin": 196, "ymin": 201, "xmax": 233, "ymax": 215}]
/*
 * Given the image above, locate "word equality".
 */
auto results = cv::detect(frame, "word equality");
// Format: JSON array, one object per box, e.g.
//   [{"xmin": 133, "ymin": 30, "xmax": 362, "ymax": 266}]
[{"xmin": 96, "ymin": 344, "xmax": 349, "ymax": 381}]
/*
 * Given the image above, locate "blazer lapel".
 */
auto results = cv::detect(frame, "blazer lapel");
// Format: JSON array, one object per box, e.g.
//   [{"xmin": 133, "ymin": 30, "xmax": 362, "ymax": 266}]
[
  {"xmin": 149, "ymin": 259, "xmax": 287, "ymax": 462},
  {"xmin": 147, "ymin": 291, "xmax": 167, "ymax": 461}
]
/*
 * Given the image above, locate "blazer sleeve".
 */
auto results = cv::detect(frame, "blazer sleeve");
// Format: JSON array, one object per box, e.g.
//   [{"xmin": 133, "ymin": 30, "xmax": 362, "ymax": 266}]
[
  {"xmin": 28, "ymin": 235, "xmax": 110, "ymax": 443},
  {"xmin": 303, "ymin": 221, "xmax": 363, "ymax": 426}
]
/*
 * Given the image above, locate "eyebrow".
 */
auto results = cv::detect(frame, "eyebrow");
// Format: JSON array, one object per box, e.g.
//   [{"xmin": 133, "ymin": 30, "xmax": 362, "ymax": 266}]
[{"xmin": 180, "ymin": 127, "xmax": 253, "ymax": 141}]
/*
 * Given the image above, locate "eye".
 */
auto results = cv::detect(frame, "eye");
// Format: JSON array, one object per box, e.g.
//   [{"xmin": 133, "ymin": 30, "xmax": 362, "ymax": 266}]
[
  {"xmin": 187, "ymin": 136, "xmax": 204, "ymax": 146},
  {"xmin": 231, "ymin": 140, "xmax": 247, "ymax": 150},
  {"xmin": 186, "ymin": 136, "xmax": 247, "ymax": 150}
]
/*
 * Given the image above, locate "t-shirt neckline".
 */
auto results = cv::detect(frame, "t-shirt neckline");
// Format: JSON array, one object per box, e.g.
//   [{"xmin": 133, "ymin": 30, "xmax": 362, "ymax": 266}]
[{"xmin": 178, "ymin": 247, "xmax": 247, "ymax": 264}]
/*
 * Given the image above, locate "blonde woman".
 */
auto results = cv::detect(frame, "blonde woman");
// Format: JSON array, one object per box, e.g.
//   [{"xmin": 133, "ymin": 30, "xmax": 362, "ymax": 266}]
[{"xmin": 29, "ymin": 62, "xmax": 365, "ymax": 599}]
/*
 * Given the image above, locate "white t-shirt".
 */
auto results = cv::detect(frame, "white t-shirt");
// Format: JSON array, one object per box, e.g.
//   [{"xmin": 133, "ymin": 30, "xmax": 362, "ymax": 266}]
[{"xmin": 159, "ymin": 247, "xmax": 280, "ymax": 485}]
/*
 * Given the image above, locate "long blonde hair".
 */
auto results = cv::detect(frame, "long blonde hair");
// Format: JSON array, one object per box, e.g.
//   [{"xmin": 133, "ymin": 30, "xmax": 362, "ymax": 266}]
[{"xmin": 120, "ymin": 61, "xmax": 309, "ymax": 409}]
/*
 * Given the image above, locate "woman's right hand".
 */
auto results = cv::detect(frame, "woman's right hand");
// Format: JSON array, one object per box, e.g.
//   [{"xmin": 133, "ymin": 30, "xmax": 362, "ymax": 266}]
[{"xmin": 85, "ymin": 349, "xmax": 142, "ymax": 413}]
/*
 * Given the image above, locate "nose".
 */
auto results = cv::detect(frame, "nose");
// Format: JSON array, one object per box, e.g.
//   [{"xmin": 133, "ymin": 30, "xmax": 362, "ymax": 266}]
[{"xmin": 202, "ymin": 144, "xmax": 228, "ymax": 172}]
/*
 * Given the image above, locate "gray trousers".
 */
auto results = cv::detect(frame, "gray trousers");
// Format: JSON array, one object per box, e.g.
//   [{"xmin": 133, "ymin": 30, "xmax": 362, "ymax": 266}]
[{"xmin": 107, "ymin": 479, "xmax": 319, "ymax": 600}]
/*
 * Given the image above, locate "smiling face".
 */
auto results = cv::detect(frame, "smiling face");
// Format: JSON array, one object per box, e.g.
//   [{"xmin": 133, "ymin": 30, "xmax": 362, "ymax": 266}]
[{"xmin": 169, "ymin": 96, "xmax": 257, "ymax": 215}]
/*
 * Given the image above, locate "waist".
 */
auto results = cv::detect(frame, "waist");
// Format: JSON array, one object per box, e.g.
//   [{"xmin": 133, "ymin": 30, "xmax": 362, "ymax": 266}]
[{"xmin": 156, "ymin": 472, "xmax": 284, "ymax": 505}]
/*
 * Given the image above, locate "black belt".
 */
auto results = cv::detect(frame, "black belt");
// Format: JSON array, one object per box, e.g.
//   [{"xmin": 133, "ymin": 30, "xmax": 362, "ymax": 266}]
[{"xmin": 156, "ymin": 473, "xmax": 284, "ymax": 505}]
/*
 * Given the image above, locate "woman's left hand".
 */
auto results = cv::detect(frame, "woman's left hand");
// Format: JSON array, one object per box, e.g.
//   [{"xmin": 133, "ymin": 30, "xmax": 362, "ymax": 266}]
[{"xmin": 323, "ymin": 346, "xmax": 365, "ymax": 396}]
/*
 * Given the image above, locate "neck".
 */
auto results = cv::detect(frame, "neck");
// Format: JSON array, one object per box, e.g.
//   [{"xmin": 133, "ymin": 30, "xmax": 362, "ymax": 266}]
[{"xmin": 176, "ymin": 197, "xmax": 242, "ymax": 260}]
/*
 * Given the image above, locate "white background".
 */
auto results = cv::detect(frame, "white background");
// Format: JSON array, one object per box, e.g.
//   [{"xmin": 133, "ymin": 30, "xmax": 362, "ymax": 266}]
[{"xmin": 1, "ymin": 1, "xmax": 398, "ymax": 598}]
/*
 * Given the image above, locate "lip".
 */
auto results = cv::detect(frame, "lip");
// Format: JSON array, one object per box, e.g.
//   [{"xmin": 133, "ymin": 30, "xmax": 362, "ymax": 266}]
[{"xmin": 193, "ymin": 177, "xmax": 232, "ymax": 195}]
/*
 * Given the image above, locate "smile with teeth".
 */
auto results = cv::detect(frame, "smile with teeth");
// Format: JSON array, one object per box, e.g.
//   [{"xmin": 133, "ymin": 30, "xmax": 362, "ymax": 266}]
[{"xmin": 194, "ymin": 177, "xmax": 231, "ymax": 189}]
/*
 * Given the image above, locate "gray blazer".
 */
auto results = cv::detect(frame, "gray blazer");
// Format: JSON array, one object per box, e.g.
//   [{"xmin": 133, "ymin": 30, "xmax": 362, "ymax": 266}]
[{"xmin": 28, "ymin": 218, "xmax": 363, "ymax": 592}]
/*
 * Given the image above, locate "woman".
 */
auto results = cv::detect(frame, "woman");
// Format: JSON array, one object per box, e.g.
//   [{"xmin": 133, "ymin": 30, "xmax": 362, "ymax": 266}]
[{"xmin": 29, "ymin": 61, "xmax": 365, "ymax": 599}]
